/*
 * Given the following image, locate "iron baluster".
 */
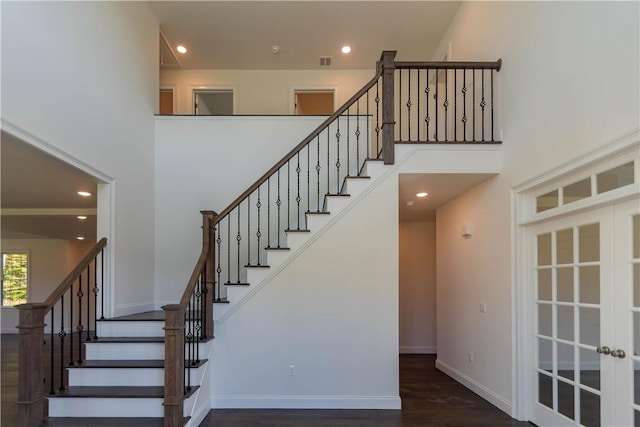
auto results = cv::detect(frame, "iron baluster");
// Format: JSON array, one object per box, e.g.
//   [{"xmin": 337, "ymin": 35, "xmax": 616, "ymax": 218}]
[
  {"xmin": 444, "ymin": 69, "xmax": 449, "ymax": 141},
  {"xmin": 227, "ymin": 215, "xmax": 231, "ymax": 283},
  {"xmin": 316, "ymin": 135, "xmax": 321, "ymax": 212},
  {"xmin": 185, "ymin": 306, "xmax": 192, "ymax": 392},
  {"xmin": 276, "ymin": 170, "xmax": 281, "ymax": 247},
  {"xmin": 59, "ymin": 295, "xmax": 66, "ymax": 391},
  {"xmin": 417, "ymin": 69, "xmax": 420, "ymax": 141},
  {"xmin": 100, "ymin": 250, "xmax": 104, "ymax": 320},
  {"xmin": 247, "ymin": 194, "xmax": 251, "ymax": 265},
  {"xmin": 216, "ymin": 226, "xmax": 222, "ymax": 300},
  {"xmin": 86, "ymin": 265, "xmax": 91, "ymax": 341},
  {"xmin": 201, "ymin": 265, "xmax": 208, "ymax": 339},
  {"xmin": 407, "ymin": 68, "xmax": 411, "ymax": 141},
  {"xmin": 93, "ymin": 256, "xmax": 99, "ymax": 339},
  {"xmin": 399, "ymin": 69, "xmax": 402, "ymax": 142},
  {"xmin": 49, "ymin": 307, "xmax": 55, "ymax": 395},
  {"xmin": 375, "ymin": 81, "xmax": 380, "ymax": 156},
  {"xmin": 77, "ymin": 275, "xmax": 84, "ymax": 364},
  {"xmin": 287, "ymin": 160, "xmax": 290, "ymax": 230},
  {"xmin": 356, "ymin": 99, "xmax": 360, "ymax": 174},
  {"xmin": 267, "ymin": 178, "xmax": 271, "ymax": 247},
  {"xmin": 481, "ymin": 68, "xmax": 486, "ymax": 142},
  {"xmin": 462, "ymin": 69, "xmax": 467, "ymax": 142},
  {"xmin": 306, "ymin": 144, "xmax": 310, "ymax": 216},
  {"xmin": 236, "ymin": 208, "xmax": 241, "ymax": 283},
  {"xmin": 335, "ymin": 118, "xmax": 341, "ymax": 194},
  {"xmin": 256, "ymin": 187, "xmax": 261, "ymax": 265},
  {"xmin": 69, "ymin": 282, "xmax": 74, "ymax": 366},
  {"xmin": 491, "ymin": 69, "xmax": 495, "ymax": 141},
  {"xmin": 454, "ymin": 69, "xmax": 457, "ymax": 141},
  {"xmin": 326, "ymin": 126, "xmax": 330, "ymax": 199},
  {"xmin": 296, "ymin": 152, "xmax": 301, "ymax": 229},
  {"xmin": 366, "ymin": 91, "xmax": 370, "ymax": 159},
  {"xmin": 435, "ymin": 69, "xmax": 439, "ymax": 141},
  {"xmin": 425, "ymin": 69, "xmax": 430, "ymax": 141},
  {"xmin": 473, "ymin": 69, "xmax": 476, "ymax": 141},
  {"xmin": 346, "ymin": 107, "xmax": 350, "ymax": 177}
]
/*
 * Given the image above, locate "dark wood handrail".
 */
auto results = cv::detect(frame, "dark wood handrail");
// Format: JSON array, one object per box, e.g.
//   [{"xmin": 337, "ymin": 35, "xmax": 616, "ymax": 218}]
[
  {"xmin": 43, "ymin": 237, "xmax": 107, "ymax": 309},
  {"xmin": 214, "ymin": 64, "xmax": 385, "ymax": 224},
  {"xmin": 395, "ymin": 59, "xmax": 502, "ymax": 71}
]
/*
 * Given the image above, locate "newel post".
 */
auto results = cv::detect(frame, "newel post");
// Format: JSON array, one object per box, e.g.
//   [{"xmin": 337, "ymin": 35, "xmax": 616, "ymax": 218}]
[
  {"xmin": 201, "ymin": 210, "xmax": 217, "ymax": 339},
  {"xmin": 163, "ymin": 304, "xmax": 185, "ymax": 427},
  {"xmin": 381, "ymin": 50, "xmax": 397, "ymax": 165},
  {"xmin": 17, "ymin": 303, "xmax": 48, "ymax": 427}
]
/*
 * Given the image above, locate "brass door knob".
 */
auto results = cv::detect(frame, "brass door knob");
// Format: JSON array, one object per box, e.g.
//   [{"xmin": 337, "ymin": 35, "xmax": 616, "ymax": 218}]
[
  {"xmin": 596, "ymin": 346, "xmax": 611, "ymax": 355},
  {"xmin": 611, "ymin": 349, "xmax": 626, "ymax": 359}
]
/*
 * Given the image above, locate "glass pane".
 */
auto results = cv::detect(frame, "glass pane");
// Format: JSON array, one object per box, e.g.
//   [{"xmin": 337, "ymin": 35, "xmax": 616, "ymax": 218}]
[
  {"xmin": 580, "ymin": 346, "xmax": 600, "ymax": 390},
  {"xmin": 538, "ymin": 269, "xmax": 552, "ymax": 301},
  {"xmin": 634, "ymin": 263, "xmax": 640, "ymax": 308},
  {"xmin": 579, "ymin": 223, "xmax": 600, "ymax": 263},
  {"xmin": 538, "ymin": 338, "xmax": 552, "ymax": 373},
  {"xmin": 557, "ymin": 228, "xmax": 574, "ymax": 264},
  {"xmin": 579, "ymin": 266, "xmax": 600, "ymax": 305},
  {"xmin": 537, "ymin": 190, "xmax": 559, "ymax": 213},
  {"xmin": 557, "ymin": 305, "xmax": 574, "ymax": 341},
  {"xmin": 563, "ymin": 178, "xmax": 591, "ymax": 205},
  {"xmin": 634, "ymin": 359, "xmax": 640, "ymax": 405},
  {"xmin": 635, "ymin": 312, "xmax": 640, "ymax": 358},
  {"xmin": 557, "ymin": 267, "xmax": 574, "ymax": 302},
  {"xmin": 634, "ymin": 214, "xmax": 639, "ymax": 259},
  {"xmin": 538, "ymin": 373, "xmax": 553, "ymax": 409},
  {"xmin": 558, "ymin": 341, "xmax": 574, "ymax": 381},
  {"xmin": 579, "ymin": 307, "xmax": 600, "ymax": 347},
  {"xmin": 558, "ymin": 380, "xmax": 575, "ymax": 420},
  {"xmin": 538, "ymin": 303, "xmax": 552, "ymax": 337},
  {"xmin": 580, "ymin": 388, "xmax": 601, "ymax": 427},
  {"xmin": 538, "ymin": 233, "xmax": 552, "ymax": 266},
  {"xmin": 596, "ymin": 161, "xmax": 634, "ymax": 194}
]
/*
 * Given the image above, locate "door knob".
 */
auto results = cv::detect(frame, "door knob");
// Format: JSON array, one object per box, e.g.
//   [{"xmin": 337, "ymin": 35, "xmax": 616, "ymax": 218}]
[
  {"xmin": 611, "ymin": 349, "xmax": 626, "ymax": 359},
  {"xmin": 596, "ymin": 346, "xmax": 611, "ymax": 355}
]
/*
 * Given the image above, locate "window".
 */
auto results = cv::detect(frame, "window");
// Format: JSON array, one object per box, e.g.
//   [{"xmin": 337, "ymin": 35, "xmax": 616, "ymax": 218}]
[{"xmin": 2, "ymin": 252, "xmax": 28, "ymax": 306}]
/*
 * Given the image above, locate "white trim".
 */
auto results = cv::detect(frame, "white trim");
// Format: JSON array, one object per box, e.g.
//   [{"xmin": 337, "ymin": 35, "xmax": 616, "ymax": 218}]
[
  {"xmin": 113, "ymin": 302, "xmax": 156, "ymax": 318},
  {"xmin": 189, "ymin": 85, "xmax": 238, "ymax": 115},
  {"xmin": 400, "ymin": 346, "xmax": 436, "ymax": 354},
  {"xmin": 435, "ymin": 358, "xmax": 512, "ymax": 416},
  {"xmin": 289, "ymin": 84, "xmax": 339, "ymax": 115},
  {"xmin": 211, "ymin": 395, "xmax": 402, "ymax": 410}
]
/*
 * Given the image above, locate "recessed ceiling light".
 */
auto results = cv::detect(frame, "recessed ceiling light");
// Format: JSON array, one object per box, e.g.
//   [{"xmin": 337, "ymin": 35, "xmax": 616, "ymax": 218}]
[
  {"xmin": 77, "ymin": 216, "xmax": 87, "ymax": 220},
  {"xmin": 341, "ymin": 45, "xmax": 351, "ymax": 54},
  {"xmin": 76, "ymin": 236, "xmax": 85, "ymax": 240},
  {"xmin": 416, "ymin": 192, "xmax": 428, "ymax": 198},
  {"xmin": 77, "ymin": 191, "xmax": 92, "ymax": 197},
  {"xmin": 176, "ymin": 45, "xmax": 187, "ymax": 54}
]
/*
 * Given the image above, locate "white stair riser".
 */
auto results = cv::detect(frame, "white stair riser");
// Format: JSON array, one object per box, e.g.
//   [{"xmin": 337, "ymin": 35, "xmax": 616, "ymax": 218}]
[
  {"xmin": 49, "ymin": 392, "xmax": 197, "ymax": 417},
  {"xmin": 214, "ymin": 303, "xmax": 232, "ymax": 320},
  {"xmin": 226, "ymin": 285, "xmax": 251, "ymax": 303},
  {"xmin": 264, "ymin": 250, "xmax": 291, "ymax": 266},
  {"xmin": 342, "ymin": 179, "xmax": 370, "ymax": 196},
  {"xmin": 362, "ymin": 162, "xmax": 386, "ymax": 178},
  {"xmin": 325, "ymin": 196, "xmax": 350, "ymax": 213},
  {"xmin": 97, "ymin": 321, "xmax": 164, "ymax": 338},
  {"xmin": 85, "ymin": 343, "xmax": 164, "ymax": 360},
  {"xmin": 68, "ymin": 364, "xmax": 206, "ymax": 387},
  {"xmin": 246, "ymin": 267, "xmax": 270, "ymax": 284},
  {"xmin": 305, "ymin": 214, "xmax": 332, "ymax": 231},
  {"xmin": 284, "ymin": 232, "xmax": 311, "ymax": 251}
]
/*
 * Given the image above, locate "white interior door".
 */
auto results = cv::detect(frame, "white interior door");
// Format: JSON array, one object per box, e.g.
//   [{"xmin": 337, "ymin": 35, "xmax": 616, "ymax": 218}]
[{"xmin": 529, "ymin": 198, "xmax": 639, "ymax": 426}]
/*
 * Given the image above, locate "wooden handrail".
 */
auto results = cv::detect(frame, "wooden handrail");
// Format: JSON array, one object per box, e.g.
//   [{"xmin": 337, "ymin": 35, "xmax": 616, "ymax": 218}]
[
  {"xmin": 394, "ymin": 59, "xmax": 502, "ymax": 71},
  {"xmin": 44, "ymin": 237, "xmax": 107, "ymax": 309},
  {"xmin": 214, "ymin": 65, "xmax": 385, "ymax": 224}
]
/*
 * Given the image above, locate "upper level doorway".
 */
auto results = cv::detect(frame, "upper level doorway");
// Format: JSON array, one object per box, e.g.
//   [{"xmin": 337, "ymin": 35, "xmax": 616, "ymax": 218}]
[
  {"xmin": 294, "ymin": 90, "xmax": 334, "ymax": 115},
  {"xmin": 193, "ymin": 89, "xmax": 234, "ymax": 115}
]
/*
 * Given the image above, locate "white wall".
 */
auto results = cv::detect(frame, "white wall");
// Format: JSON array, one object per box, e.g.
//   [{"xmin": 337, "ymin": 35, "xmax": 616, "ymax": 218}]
[
  {"xmin": 433, "ymin": 1, "xmax": 639, "ymax": 416},
  {"xmin": 160, "ymin": 69, "xmax": 374, "ymax": 115},
  {"xmin": 1, "ymin": 239, "xmax": 93, "ymax": 333},
  {"xmin": 399, "ymin": 221, "xmax": 436, "ymax": 354},
  {"xmin": 154, "ymin": 116, "xmax": 326, "ymax": 304},
  {"xmin": 1, "ymin": 2, "xmax": 159, "ymax": 316}
]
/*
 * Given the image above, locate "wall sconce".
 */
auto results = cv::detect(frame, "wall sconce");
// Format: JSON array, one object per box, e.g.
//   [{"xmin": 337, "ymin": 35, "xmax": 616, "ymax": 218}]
[{"xmin": 461, "ymin": 225, "xmax": 473, "ymax": 239}]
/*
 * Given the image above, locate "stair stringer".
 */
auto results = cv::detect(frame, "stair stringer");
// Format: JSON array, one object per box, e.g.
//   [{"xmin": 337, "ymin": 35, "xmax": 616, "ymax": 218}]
[{"xmin": 214, "ymin": 147, "xmax": 414, "ymax": 324}]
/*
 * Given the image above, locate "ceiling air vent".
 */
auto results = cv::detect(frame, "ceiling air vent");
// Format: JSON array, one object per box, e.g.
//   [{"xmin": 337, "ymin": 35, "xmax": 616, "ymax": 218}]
[{"xmin": 320, "ymin": 56, "xmax": 332, "ymax": 67}]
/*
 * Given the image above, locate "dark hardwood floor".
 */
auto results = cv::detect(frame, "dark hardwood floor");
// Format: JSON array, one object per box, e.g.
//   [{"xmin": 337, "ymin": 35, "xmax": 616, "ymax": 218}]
[{"xmin": 1, "ymin": 334, "xmax": 531, "ymax": 426}]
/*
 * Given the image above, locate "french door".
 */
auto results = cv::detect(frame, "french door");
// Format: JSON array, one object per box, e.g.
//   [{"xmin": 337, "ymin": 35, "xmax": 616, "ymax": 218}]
[{"xmin": 529, "ymin": 198, "xmax": 639, "ymax": 426}]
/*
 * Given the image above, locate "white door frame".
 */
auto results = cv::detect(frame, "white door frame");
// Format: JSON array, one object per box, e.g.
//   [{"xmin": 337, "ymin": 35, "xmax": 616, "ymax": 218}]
[
  {"xmin": 189, "ymin": 85, "xmax": 238, "ymax": 115},
  {"xmin": 289, "ymin": 85, "xmax": 338, "ymax": 115},
  {"xmin": 511, "ymin": 130, "xmax": 640, "ymax": 421}
]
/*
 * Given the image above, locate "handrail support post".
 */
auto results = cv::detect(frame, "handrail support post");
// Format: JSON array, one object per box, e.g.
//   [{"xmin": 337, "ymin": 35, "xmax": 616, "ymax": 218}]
[
  {"xmin": 381, "ymin": 50, "xmax": 397, "ymax": 165},
  {"xmin": 200, "ymin": 210, "xmax": 217, "ymax": 339},
  {"xmin": 162, "ymin": 304, "xmax": 185, "ymax": 427}
]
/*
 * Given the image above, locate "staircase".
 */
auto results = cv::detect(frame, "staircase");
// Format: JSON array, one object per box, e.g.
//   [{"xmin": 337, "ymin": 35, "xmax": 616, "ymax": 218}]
[{"xmin": 47, "ymin": 312, "xmax": 212, "ymax": 425}]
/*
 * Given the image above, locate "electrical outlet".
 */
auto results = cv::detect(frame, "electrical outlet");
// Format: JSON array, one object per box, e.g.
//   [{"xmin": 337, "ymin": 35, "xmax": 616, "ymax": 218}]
[
  {"xmin": 479, "ymin": 302, "xmax": 487, "ymax": 313},
  {"xmin": 288, "ymin": 365, "xmax": 296, "ymax": 376},
  {"xmin": 468, "ymin": 352, "xmax": 474, "ymax": 363}
]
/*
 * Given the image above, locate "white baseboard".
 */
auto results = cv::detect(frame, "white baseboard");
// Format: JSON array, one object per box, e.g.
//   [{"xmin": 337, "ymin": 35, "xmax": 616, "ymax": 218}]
[
  {"xmin": 113, "ymin": 302, "xmax": 156, "ymax": 317},
  {"xmin": 211, "ymin": 395, "xmax": 402, "ymax": 410},
  {"xmin": 435, "ymin": 358, "xmax": 512, "ymax": 415},
  {"xmin": 400, "ymin": 346, "xmax": 436, "ymax": 354}
]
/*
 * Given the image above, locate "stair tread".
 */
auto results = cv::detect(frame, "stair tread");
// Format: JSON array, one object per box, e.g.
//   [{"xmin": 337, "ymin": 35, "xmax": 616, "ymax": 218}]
[
  {"xmin": 51, "ymin": 385, "xmax": 199, "ymax": 398},
  {"xmin": 244, "ymin": 264, "xmax": 270, "ymax": 268},
  {"xmin": 68, "ymin": 359, "xmax": 208, "ymax": 368},
  {"xmin": 285, "ymin": 228, "xmax": 310, "ymax": 233},
  {"xmin": 225, "ymin": 282, "xmax": 250, "ymax": 286},
  {"xmin": 265, "ymin": 246, "xmax": 290, "ymax": 251},
  {"xmin": 325, "ymin": 193, "xmax": 350, "ymax": 197},
  {"xmin": 92, "ymin": 336, "xmax": 165, "ymax": 343},
  {"xmin": 214, "ymin": 298, "xmax": 230, "ymax": 303},
  {"xmin": 101, "ymin": 311, "xmax": 165, "ymax": 321},
  {"xmin": 306, "ymin": 211, "xmax": 330, "ymax": 215},
  {"xmin": 44, "ymin": 417, "xmax": 191, "ymax": 426},
  {"xmin": 345, "ymin": 175, "xmax": 371, "ymax": 179}
]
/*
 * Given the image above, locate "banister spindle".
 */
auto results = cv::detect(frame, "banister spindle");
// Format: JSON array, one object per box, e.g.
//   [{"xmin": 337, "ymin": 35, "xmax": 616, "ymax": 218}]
[
  {"xmin": 59, "ymin": 295, "xmax": 66, "ymax": 390},
  {"xmin": 77, "ymin": 276, "xmax": 83, "ymax": 364},
  {"xmin": 491, "ymin": 68, "xmax": 495, "ymax": 142},
  {"xmin": 346, "ymin": 107, "xmax": 350, "ymax": 177},
  {"xmin": 481, "ymin": 68, "xmax": 486, "ymax": 142},
  {"xmin": 435, "ymin": 69, "xmax": 439, "ymax": 141},
  {"xmin": 454, "ymin": 69, "xmax": 457, "ymax": 141},
  {"xmin": 100, "ymin": 250, "xmax": 104, "ymax": 320},
  {"xmin": 256, "ymin": 187, "xmax": 261, "ymax": 265},
  {"xmin": 356, "ymin": 99, "xmax": 360, "ymax": 174},
  {"xmin": 375, "ymin": 80, "xmax": 380, "ymax": 157},
  {"xmin": 236, "ymin": 208, "xmax": 241, "ymax": 283},
  {"xmin": 335, "ymin": 118, "xmax": 341, "ymax": 194},
  {"xmin": 49, "ymin": 307, "xmax": 55, "ymax": 395},
  {"xmin": 277, "ymin": 170, "xmax": 282, "ymax": 247},
  {"xmin": 93, "ymin": 256, "xmax": 99, "ymax": 339},
  {"xmin": 69, "ymin": 282, "xmax": 74, "ymax": 367},
  {"xmin": 417, "ymin": 69, "xmax": 420, "ymax": 141},
  {"xmin": 287, "ymin": 160, "xmax": 291, "ymax": 230},
  {"xmin": 316, "ymin": 135, "xmax": 321, "ymax": 212},
  {"xmin": 296, "ymin": 152, "xmax": 301, "ymax": 229},
  {"xmin": 473, "ymin": 69, "xmax": 476, "ymax": 141},
  {"xmin": 444, "ymin": 69, "xmax": 449, "ymax": 141},
  {"xmin": 86, "ymin": 264, "xmax": 91, "ymax": 342},
  {"xmin": 407, "ymin": 68, "xmax": 412, "ymax": 142},
  {"xmin": 425, "ymin": 68, "xmax": 430, "ymax": 141},
  {"xmin": 462, "ymin": 69, "xmax": 467, "ymax": 142},
  {"xmin": 247, "ymin": 194, "xmax": 251, "ymax": 264}
]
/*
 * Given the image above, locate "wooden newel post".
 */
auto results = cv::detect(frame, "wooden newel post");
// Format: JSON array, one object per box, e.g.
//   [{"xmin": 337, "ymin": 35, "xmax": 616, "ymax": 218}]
[
  {"xmin": 381, "ymin": 50, "xmax": 397, "ymax": 165},
  {"xmin": 201, "ymin": 210, "xmax": 217, "ymax": 339},
  {"xmin": 16, "ymin": 303, "xmax": 48, "ymax": 427},
  {"xmin": 163, "ymin": 304, "xmax": 185, "ymax": 427}
]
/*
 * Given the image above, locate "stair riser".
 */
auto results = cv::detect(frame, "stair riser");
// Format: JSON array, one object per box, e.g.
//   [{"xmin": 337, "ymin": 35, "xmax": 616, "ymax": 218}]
[
  {"xmin": 48, "ymin": 393, "xmax": 197, "ymax": 417},
  {"xmin": 265, "ymin": 250, "xmax": 291, "ymax": 266},
  {"xmin": 85, "ymin": 343, "xmax": 164, "ymax": 360},
  {"xmin": 284, "ymin": 232, "xmax": 310, "ymax": 251},
  {"xmin": 68, "ymin": 365, "xmax": 206, "ymax": 387},
  {"xmin": 246, "ymin": 268, "xmax": 270, "ymax": 284},
  {"xmin": 305, "ymin": 214, "xmax": 332, "ymax": 231},
  {"xmin": 324, "ymin": 197, "xmax": 350, "ymax": 213},
  {"xmin": 226, "ymin": 285, "xmax": 251, "ymax": 303},
  {"xmin": 342, "ymin": 179, "xmax": 370, "ymax": 196},
  {"xmin": 362, "ymin": 162, "xmax": 386, "ymax": 178},
  {"xmin": 97, "ymin": 321, "xmax": 164, "ymax": 338}
]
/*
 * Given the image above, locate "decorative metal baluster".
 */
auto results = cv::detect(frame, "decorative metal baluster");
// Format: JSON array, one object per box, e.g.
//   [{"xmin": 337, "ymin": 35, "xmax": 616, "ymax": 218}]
[
  {"xmin": 185, "ymin": 306, "xmax": 192, "ymax": 392},
  {"xmin": 276, "ymin": 170, "xmax": 281, "ymax": 247},
  {"xmin": 227, "ymin": 216, "xmax": 231, "ymax": 283},
  {"xmin": 287, "ymin": 160, "xmax": 291, "ymax": 230},
  {"xmin": 194, "ymin": 279, "xmax": 202, "ymax": 359},
  {"xmin": 236, "ymin": 208, "xmax": 241, "ymax": 283},
  {"xmin": 247, "ymin": 194, "xmax": 251, "ymax": 264},
  {"xmin": 69, "ymin": 282, "xmax": 74, "ymax": 367},
  {"xmin": 491, "ymin": 69, "xmax": 495, "ymax": 141},
  {"xmin": 316, "ymin": 135, "xmax": 321, "ymax": 212},
  {"xmin": 93, "ymin": 257, "xmax": 99, "ymax": 339},
  {"xmin": 435, "ymin": 69, "xmax": 439, "ymax": 141},
  {"xmin": 481, "ymin": 69, "xmax": 486, "ymax": 142},
  {"xmin": 86, "ymin": 264, "xmax": 91, "ymax": 341},
  {"xmin": 326, "ymin": 127, "xmax": 330, "ymax": 197},
  {"xmin": 256, "ymin": 188, "xmax": 261, "ymax": 265},
  {"xmin": 59, "ymin": 295, "xmax": 66, "ymax": 391},
  {"xmin": 462, "ymin": 69, "xmax": 468, "ymax": 142},
  {"xmin": 77, "ymin": 274, "xmax": 84, "ymax": 364},
  {"xmin": 444, "ymin": 69, "xmax": 449, "ymax": 141},
  {"xmin": 473, "ymin": 69, "xmax": 476, "ymax": 141},
  {"xmin": 49, "ymin": 307, "xmax": 55, "ymax": 395},
  {"xmin": 202, "ymin": 264, "xmax": 209, "ymax": 338},
  {"xmin": 454, "ymin": 69, "xmax": 457, "ymax": 141},
  {"xmin": 306, "ymin": 144, "xmax": 310, "ymax": 215},
  {"xmin": 335, "ymin": 119, "xmax": 341, "ymax": 194},
  {"xmin": 425, "ymin": 69, "xmax": 430, "ymax": 141},
  {"xmin": 216, "ymin": 226, "xmax": 222, "ymax": 300},
  {"xmin": 267, "ymin": 178, "xmax": 271, "ymax": 247},
  {"xmin": 346, "ymin": 107, "xmax": 350, "ymax": 177},
  {"xmin": 375, "ymin": 81, "xmax": 380, "ymax": 156},
  {"xmin": 366, "ymin": 91, "xmax": 370, "ymax": 159},
  {"xmin": 407, "ymin": 68, "xmax": 412, "ymax": 141},
  {"xmin": 100, "ymin": 250, "xmax": 104, "ymax": 320},
  {"xmin": 399, "ymin": 69, "xmax": 402, "ymax": 142},
  {"xmin": 296, "ymin": 152, "xmax": 301, "ymax": 230},
  {"xmin": 417, "ymin": 69, "xmax": 420, "ymax": 141},
  {"xmin": 356, "ymin": 99, "xmax": 361, "ymax": 174}
]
